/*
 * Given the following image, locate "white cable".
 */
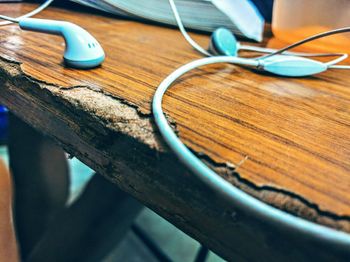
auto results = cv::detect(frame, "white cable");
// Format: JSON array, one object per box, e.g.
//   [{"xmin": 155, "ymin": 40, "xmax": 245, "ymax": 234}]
[
  {"xmin": 0, "ymin": 15, "xmax": 19, "ymax": 23},
  {"xmin": 0, "ymin": 0, "xmax": 54, "ymax": 26},
  {"xmin": 329, "ymin": 64, "xmax": 350, "ymax": 69},
  {"xmin": 152, "ymin": 56, "xmax": 350, "ymax": 252},
  {"xmin": 326, "ymin": 53, "xmax": 348, "ymax": 66},
  {"xmin": 168, "ymin": 0, "xmax": 211, "ymax": 57},
  {"xmin": 168, "ymin": 0, "xmax": 349, "ymax": 69},
  {"xmin": 240, "ymin": 44, "xmax": 347, "ymax": 59}
]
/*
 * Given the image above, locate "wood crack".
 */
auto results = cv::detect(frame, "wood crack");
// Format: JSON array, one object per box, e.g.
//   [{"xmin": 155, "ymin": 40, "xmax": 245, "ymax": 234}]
[{"xmin": 0, "ymin": 55, "xmax": 349, "ymax": 234}]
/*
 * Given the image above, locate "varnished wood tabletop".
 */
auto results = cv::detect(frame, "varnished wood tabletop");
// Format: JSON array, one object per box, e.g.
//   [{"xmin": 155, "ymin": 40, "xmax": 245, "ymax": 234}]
[{"xmin": 1, "ymin": 3, "xmax": 350, "ymax": 261}]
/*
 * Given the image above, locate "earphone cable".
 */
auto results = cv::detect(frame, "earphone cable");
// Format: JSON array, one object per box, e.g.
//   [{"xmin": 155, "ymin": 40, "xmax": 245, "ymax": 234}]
[
  {"xmin": 325, "ymin": 53, "xmax": 348, "ymax": 66},
  {"xmin": 152, "ymin": 56, "xmax": 350, "ymax": 254},
  {"xmin": 262, "ymin": 27, "xmax": 350, "ymax": 59},
  {"xmin": 168, "ymin": 0, "xmax": 211, "ymax": 57},
  {"xmin": 0, "ymin": 15, "xmax": 19, "ymax": 23},
  {"xmin": 241, "ymin": 44, "xmax": 346, "ymax": 59},
  {"xmin": 168, "ymin": 0, "xmax": 349, "ymax": 68},
  {"xmin": 0, "ymin": 0, "xmax": 54, "ymax": 26}
]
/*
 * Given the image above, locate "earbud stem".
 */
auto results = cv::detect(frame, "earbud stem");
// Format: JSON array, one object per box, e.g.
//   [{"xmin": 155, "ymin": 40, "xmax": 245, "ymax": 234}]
[
  {"xmin": 19, "ymin": 18, "xmax": 63, "ymax": 35},
  {"xmin": 18, "ymin": 17, "xmax": 105, "ymax": 69}
]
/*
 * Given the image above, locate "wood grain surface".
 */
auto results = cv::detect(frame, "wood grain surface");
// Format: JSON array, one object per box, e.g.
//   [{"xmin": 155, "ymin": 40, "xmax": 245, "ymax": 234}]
[{"xmin": 1, "ymin": 3, "xmax": 350, "ymax": 236}]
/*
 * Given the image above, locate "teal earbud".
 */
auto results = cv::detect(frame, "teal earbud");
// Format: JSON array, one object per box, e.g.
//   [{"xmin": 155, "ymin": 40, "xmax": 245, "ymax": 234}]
[
  {"xmin": 19, "ymin": 18, "xmax": 105, "ymax": 69},
  {"xmin": 209, "ymin": 27, "xmax": 238, "ymax": 56}
]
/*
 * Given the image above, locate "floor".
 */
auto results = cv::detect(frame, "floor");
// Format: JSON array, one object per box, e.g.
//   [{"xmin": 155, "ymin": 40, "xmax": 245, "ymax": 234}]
[{"xmin": 0, "ymin": 146, "xmax": 224, "ymax": 262}]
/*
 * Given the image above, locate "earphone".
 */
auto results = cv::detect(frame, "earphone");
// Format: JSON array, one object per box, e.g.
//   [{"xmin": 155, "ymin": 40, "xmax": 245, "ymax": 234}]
[
  {"xmin": 167, "ymin": 0, "xmax": 350, "ymax": 74},
  {"xmin": 0, "ymin": 1, "xmax": 105, "ymax": 69},
  {"xmin": 209, "ymin": 27, "xmax": 346, "ymax": 60},
  {"xmin": 2, "ymin": 0, "xmax": 350, "ymax": 252},
  {"xmin": 19, "ymin": 18, "xmax": 105, "ymax": 69},
  {"xmin": 152, "ymin": 54, "xmax": 350, "ymax": 255},
  {"xmin": 151, "ymin": 0, "xmax": 350, "ymax": 252},
  {"xmin": 0, "ymin": 0, "xmax": 347, "ymax": 71}
]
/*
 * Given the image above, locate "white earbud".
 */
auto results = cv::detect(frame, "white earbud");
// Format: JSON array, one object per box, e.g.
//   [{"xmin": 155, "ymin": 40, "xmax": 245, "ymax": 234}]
[{"xmin": 19, "ymin": 18, "xmax": 105, "ymax": 69}]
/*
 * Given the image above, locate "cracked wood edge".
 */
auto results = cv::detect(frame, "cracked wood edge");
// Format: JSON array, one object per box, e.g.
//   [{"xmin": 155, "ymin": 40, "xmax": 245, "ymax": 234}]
[{"xmin": 0, "ymin": 57, "xmax": 349, "ymax": 260}]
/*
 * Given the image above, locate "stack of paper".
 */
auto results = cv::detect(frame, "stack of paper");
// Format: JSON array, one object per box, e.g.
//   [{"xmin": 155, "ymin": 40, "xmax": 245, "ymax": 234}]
[{"xmin": 71, "ymin": 0, "xmax": 265, "ymax": 41}]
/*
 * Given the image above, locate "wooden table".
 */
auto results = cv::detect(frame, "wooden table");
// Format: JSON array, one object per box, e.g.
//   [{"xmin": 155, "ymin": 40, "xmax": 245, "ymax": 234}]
[{"xmin": 1, "ymin": 3, "xmax": 350, "ymax": 261}]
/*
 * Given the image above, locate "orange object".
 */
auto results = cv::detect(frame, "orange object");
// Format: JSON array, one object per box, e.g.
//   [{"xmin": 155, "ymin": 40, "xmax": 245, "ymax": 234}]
[
  {"xmin": 0, "ymin": 160, "xmax": 18, "ymax": 262},
  {"xmin": 272, "ymin": 0, "xmax": 350, "ymax": 52}
]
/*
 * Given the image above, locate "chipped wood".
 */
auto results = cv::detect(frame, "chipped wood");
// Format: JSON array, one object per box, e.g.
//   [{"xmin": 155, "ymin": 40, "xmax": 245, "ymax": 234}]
[{"xmin": 0, "ymin": 3, "xmax": 350, "ymax": 261}]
